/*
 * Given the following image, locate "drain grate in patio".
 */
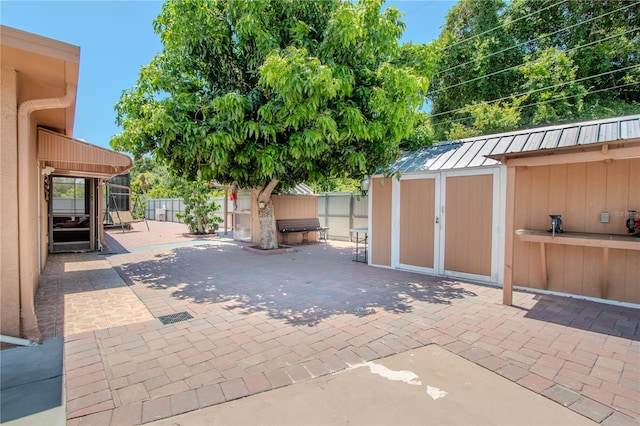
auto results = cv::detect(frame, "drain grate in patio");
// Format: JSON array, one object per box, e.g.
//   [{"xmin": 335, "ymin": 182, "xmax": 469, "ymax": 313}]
[{"xmin": 157, "ymin": 311, "xmax": 193, "ymax": 325}]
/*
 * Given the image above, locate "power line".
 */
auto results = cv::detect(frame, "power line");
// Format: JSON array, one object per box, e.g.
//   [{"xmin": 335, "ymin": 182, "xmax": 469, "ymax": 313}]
[
  {"xmin": 401, "ymin": 1, "xmax": 435, "ymax": 17},
  {"xmin": 433, "ymin": 1, "xmax": 640, "ymax": 77},
  {"xmin": 429, "ymin": 24, "xmax": 640, "ymax": 96},
  {"xmin": 440, "ymin": 0, "xmax": 569, "ymax": 52},
  {"xmin": 430, "ymin": 63, "xmax": 640, "ymax": 119},
  {"xmin": 433, "ymin": 81, "xmax": 640, "ymax": 129}
]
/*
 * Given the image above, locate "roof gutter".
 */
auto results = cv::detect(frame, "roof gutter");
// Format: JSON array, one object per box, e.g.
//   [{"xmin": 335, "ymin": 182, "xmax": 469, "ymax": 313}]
[{"xmin": 17, "ymin": 83, "xmax": 76, "ymax": 342}]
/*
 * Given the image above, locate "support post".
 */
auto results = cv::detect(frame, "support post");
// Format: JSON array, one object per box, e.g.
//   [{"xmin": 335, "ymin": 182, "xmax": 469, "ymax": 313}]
[{"xmin": 502, "ymin": 166, "xmax": 516, "ymax": 305}]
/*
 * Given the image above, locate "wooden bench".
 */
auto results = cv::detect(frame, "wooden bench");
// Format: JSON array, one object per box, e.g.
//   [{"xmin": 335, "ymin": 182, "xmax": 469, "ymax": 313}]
[{"xmin": 277, "ymin": 218, "xmax": 329, "ymax": 244}]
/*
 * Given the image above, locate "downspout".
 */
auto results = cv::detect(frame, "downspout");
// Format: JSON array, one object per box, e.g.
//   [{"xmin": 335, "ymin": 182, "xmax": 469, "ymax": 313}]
[{"xmin": 17, "ymin": 84, "xmax": 76, "ymax": 342}]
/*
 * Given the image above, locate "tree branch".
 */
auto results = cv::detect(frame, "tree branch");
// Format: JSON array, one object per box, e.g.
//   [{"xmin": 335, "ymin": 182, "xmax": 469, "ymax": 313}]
[{"xmin": 258, "ymin": 178, "xmax": 280, "ymax": 203}]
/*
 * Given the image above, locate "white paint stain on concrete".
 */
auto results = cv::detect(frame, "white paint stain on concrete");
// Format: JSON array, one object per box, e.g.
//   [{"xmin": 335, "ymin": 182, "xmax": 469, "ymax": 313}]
[
  {"xmin": 426, "ymin": 386, "xmax": 448, "ymax": 400},
  {"xmin": 365, "ymin": 362, "xmax": 422, "ymax": 386}
]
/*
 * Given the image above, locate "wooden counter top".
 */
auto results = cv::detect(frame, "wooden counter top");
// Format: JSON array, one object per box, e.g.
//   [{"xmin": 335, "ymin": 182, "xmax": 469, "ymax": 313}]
[
  {"xmin": 515, "ymin": 229, "xmax": 639, "ymax": 298},
  {"xmin": 515, "ymin": 229, "xmax": 640, "ymax": 250}
]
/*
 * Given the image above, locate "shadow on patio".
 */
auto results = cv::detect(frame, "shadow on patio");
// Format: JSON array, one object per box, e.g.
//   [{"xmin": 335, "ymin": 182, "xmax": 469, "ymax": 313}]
[
  {"xmin": 112, "ymin": 242, "xmax": 478, "ymax": 327},
  {"xmin": 523, "ymin": 293, "xmax": 640, "ymax": 341}
]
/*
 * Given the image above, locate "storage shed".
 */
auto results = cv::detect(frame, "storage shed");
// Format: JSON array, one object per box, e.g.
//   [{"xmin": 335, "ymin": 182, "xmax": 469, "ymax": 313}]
[
  {"xmin": 369, "ymin": 115, "xmax": 640, "ymax": 305},
  {"xmin": 369, "ymin": 136, "xmax": 506, "ymax": 285}
]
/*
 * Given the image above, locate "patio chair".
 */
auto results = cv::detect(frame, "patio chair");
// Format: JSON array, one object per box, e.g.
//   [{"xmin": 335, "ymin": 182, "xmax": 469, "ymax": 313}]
[{"xmin": 109, "ymin": 210, "xmax": 149, "ymax": 233}]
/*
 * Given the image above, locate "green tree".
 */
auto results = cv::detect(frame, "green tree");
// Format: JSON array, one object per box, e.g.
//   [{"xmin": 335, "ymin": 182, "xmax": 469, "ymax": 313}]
[
  {"xmin": 428, "ymin": 0, "xmax": 522, "ymax": 139},
  {"xmin": 517, "ymin": 47, "xmax": 587, "ymax": 125},
  {"xmin": 177, "ymin": 180, "xmax": 223, "ymax": 234},
  {"xmin": 400, "ymin": 111, "xmax": 434, "ymax": 150},
  {"xmin": 506, "ymin": 0, "xmax": 640, "ymax": 105},
  {"xmin": 445, "ymin": 100, "xmax": 520, "ymax": 140},
  {"xmin": 129, "ymin": 156, "xmax": 183, "ymax": 199},
  {"xmin": 429, "ymin": 0, "xmax": 639, "ymax": 141},
  {"xmin": 112, "ymin": 0, "xmax": 432, "ymax": 249}
]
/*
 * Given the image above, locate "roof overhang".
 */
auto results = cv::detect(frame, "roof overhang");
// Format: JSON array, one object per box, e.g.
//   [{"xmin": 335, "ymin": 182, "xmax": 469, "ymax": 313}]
[
  {"xmin": 1, "ymin": 25, "xmax": 80, "ymax": 136},
  {"xmin": 37, "ymin": 128, "xmax": 133, "ymax": 179},
  {"xmin": 485, "ymin": 138, "xmax": 640, "ymax": 167}
]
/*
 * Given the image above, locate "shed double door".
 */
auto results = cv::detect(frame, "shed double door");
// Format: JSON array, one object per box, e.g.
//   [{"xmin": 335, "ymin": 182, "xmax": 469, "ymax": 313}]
[{"xmin": 397, "ymin": 172, "xmax": 496, "ymax": 282}]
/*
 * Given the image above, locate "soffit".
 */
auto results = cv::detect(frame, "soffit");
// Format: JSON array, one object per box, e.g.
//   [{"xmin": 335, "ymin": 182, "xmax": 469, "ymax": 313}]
[{"xmin": 1, "ymin": 25, "xmax": 79, "ymax": 136}]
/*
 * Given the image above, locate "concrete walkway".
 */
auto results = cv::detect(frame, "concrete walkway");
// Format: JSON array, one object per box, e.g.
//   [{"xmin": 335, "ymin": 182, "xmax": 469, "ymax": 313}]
[
  {"xmin": 30, "ymin": 221, "xmax": 639, "ymax": 425},
  {"xmin": 149, "ymin": 344, "xmax": 597, "ymax": 426}
]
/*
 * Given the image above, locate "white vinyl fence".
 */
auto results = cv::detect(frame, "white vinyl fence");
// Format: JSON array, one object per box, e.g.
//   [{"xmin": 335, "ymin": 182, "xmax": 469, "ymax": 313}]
[
  {"xmin": 145, "ymin": 193, "xmax": 368, "ymax": 241},
  {"xmin": 145, "ymin": 197, "xmax": 232, "ymax": 229}
]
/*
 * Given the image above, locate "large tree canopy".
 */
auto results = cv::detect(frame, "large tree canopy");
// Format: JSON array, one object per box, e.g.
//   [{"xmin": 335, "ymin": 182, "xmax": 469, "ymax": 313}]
[
  {"xmin": 428, "ymin": 0, "xmax": 640, "ymax": 140},
  {"xmin": 112, "ymin": 0, "xmax": 434, "ymax": 248}
]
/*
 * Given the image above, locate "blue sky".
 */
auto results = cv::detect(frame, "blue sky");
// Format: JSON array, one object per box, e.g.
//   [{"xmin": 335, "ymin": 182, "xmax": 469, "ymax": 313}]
[{"xmin": 2, "ymin": 0, "xmax": 456, "ymax": 150}]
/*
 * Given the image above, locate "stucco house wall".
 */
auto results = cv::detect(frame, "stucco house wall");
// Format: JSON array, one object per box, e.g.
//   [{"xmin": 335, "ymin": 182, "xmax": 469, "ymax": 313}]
[
  {"xmin": 1, "ymin": 25, "xmax": 133, "ymax": 340},
  {"xmin": 1, "ymin": 65, "xmax": 21, "ymax": 336}
]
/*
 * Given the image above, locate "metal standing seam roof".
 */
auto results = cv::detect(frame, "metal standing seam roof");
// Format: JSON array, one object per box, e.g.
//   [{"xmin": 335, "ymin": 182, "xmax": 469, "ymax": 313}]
[
  {"xmin": 276, "ymin": 183, "xmax": 316, "ymax": 195},
  {"xmin": 387, "ymin": 114, "xmax": 640, "ymax": 174}
]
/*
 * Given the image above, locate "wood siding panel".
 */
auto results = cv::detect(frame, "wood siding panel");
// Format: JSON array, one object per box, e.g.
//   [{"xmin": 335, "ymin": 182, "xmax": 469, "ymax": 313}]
[
  {"xmin": 527, "ymin": 166, "xmax": 549, "ymax": 287},
  {"xmin": 399, "ymin": 179, "xmax": 434, "ymax": 268},
  {"xmin": 444, "ymin": 175, "xmax": 492, "ymax": 276},
  {"xmin": 563, "ymin": 163, "xmax": 586, "ymax": 295},
  {"xmin": 585, "ymin": 162, "xmax": 607, "ymax": 233},
  {"xmin": 625, "ymin": 250, "xmax": 640, "ymax": 304},
  {"xmin": 511, "ymin": 159, "xmax": 640, "ymax": 303},
  {"xmin": 546, "ymin": 165, "xmax": 567, "ymax": 293},
  {"xmin": 272, "ymin": 195, "xmax": 318, "ymax": 245},
  {"xmin": 371, "ymin": 178, "xmax": 392, "ymax": 266},
  {"xmin": 513, "ymin": 167, "xmax": 532, "ymax": 286},
  {"xmin": 625, "ymin": 160, "xmax": 640, "ymax": 303}
]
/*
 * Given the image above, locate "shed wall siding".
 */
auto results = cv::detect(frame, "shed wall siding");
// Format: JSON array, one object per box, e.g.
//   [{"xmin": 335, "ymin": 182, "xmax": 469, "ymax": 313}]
[
  {"xmin": 371, "ymin": 178, "xmax": 392, "ymax": 266},
  {"xmin": 512, "ymin": 159, "xmax": 640, "ymax": 303},
  {"xmin": 272, "ymin": 194, "xmax": 319, "ymax": 244}
]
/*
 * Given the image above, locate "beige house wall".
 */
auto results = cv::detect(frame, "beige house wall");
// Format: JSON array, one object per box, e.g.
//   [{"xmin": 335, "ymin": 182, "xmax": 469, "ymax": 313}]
[
  {"xmin": 512, "ymin": 159, "xmax": 640, "ymax": 304},
  {"xmin": 1, "ymin": 25, "xmax": 134, "ymax": 339},
  {"xmin": 17, "ymin": 97, "xmax": 43, "ymax": 338},
  {"xmin": 0, "ymin": 65, "xmax": 21, "ymax": 337}
]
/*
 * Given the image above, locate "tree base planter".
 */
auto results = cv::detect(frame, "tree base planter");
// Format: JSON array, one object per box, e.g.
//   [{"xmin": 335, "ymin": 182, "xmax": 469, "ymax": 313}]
[
  {"xmin": 242, "ymin": 245, "xmax": 295, "ymax": 255},
  {"xmin": 182, "ymin": 232, "xmax": 219, "ymax": 239}
]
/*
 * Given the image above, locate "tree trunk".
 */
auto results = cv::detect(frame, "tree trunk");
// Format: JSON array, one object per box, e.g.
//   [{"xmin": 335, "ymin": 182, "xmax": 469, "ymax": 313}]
[
  {"xmin": 258, "ymin": 199, "xmax": 278, "ymax": 249},
  {"xmin": 257, "ymin": 178, "xmax": 280, "ymax": 249}
]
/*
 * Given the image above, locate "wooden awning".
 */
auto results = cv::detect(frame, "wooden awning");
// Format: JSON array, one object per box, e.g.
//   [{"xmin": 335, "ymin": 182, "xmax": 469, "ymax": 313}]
[{"xmin": 37, "ymin": 128, "xmax": 133, "ymax": 178}]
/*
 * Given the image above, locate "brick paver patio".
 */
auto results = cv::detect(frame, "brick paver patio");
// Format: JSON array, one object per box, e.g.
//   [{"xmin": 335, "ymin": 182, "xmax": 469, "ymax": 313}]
[{"xmin": 34, "ymin": 221, "xmax": 639, "ymax": 425}]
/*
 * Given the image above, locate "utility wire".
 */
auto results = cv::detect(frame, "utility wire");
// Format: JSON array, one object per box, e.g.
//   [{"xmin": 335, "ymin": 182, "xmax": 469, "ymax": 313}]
[
  {"xmin": 433, "ymin": 1, "xmax": 640, "ymax": 77},
  {"xmin": 429, "ymin": 24, "xmax": 640, "ymax": 96},
  {"xmin": 430, "ymin": 63, "xmax": 640, "ymax": 119},
  {"xmin": 439, "ymin": 0, "xmax": 569, "ymax": 52},
  {"xmin": 433, "ymin": 81, "xmax": 640, "ymax": 129}
]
